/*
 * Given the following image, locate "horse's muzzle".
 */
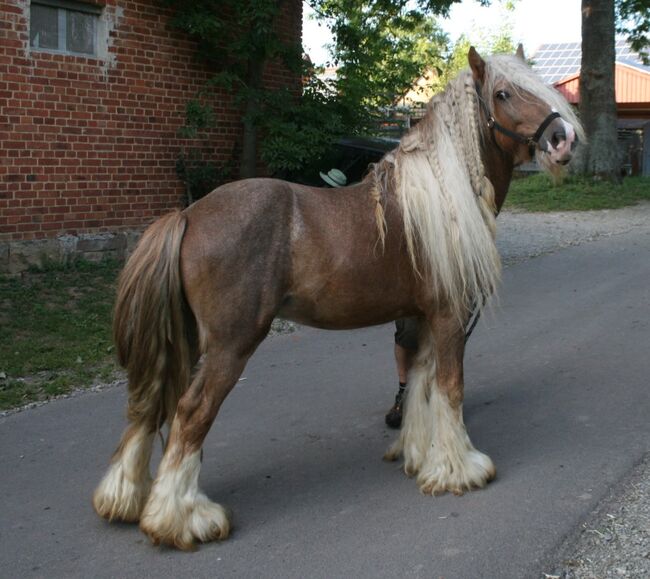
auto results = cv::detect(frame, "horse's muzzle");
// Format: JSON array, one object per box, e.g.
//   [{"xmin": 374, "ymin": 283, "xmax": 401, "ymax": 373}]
[{"xmin": 541, "ymin": 118, "xmax": 576, "ymax": 165}]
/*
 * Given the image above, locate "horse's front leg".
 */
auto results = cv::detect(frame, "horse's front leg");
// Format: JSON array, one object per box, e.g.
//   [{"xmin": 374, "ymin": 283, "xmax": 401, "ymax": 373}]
[
  {"xmin": 138, "ymin": 349, "xmax": 245, "ymax": 550},
  {"xmin": 419, "ymin": 314, "xmax": 495, "ymax": 494},
  {"xmin": 386, "ymin": 313, "xmax": 495, "ymax": 495}
]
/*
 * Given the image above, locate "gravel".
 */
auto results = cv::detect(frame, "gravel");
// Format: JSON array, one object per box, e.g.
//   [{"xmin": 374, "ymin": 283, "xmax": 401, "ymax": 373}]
[
  {"xmin": 497, "ymin": 202, "xmax": 650, "ymax": 267},
  {"xmin": 544, "ymin": 454, "xmax": 650, "ymax": 579}
]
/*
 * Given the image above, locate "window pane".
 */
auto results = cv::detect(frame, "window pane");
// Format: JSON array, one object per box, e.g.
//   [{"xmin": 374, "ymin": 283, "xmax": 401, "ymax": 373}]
[
  {"xmin": 30, "ymin": 4, "xmax": 59, "ymax": 50},
  {"xmin": 66, "ymin": 10, "xmax": 95, "ymax": 55}
]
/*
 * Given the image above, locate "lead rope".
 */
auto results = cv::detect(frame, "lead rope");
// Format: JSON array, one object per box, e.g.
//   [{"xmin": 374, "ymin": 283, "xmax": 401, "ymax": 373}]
[
  {"xmin": 464, "ymin": 307, "xmax": 482, "ymax": 344},
  {"xmin": 464, "ymin": 299, "xmax": 485, "ymax": 344}
]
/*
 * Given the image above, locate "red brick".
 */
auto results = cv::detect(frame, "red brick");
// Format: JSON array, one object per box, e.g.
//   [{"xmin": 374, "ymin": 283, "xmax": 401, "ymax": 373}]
[{"xmin": 0, "ymin": 0, "xmax": 302, "ymax": 242}]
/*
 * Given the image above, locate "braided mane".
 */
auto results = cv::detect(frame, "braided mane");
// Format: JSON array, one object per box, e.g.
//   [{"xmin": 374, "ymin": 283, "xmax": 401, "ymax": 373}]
[{"xmin": 371, "ymin": 54, "xmax": 580, "ymax": 319}]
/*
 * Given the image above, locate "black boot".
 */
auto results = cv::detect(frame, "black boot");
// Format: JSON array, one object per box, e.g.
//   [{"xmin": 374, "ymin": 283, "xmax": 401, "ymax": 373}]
[{"xmin": 385, "ymin": 383, "xmax": 406, "ymax": 428}]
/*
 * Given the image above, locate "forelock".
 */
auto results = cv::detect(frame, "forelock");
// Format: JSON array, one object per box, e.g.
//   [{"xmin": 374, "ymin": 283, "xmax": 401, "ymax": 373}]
[{"xmin": 482, "ymin": 54, "xmax": 585, "ymax": 141}]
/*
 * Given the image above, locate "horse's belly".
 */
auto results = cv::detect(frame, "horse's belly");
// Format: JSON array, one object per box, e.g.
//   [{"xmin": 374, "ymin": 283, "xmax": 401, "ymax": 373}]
[{"xmin": 277, "ymin": 289, "xmax": 419, "ymax": 330}]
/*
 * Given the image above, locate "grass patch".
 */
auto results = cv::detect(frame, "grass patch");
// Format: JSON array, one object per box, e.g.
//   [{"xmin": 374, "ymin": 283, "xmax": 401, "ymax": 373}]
[
  {"xmin": 0, "ymin": 259, "xmax": 122, "ymax": 410},
  {"xmin": 506, "ymin": 174, "xmax": 650, "ymax": 212}
]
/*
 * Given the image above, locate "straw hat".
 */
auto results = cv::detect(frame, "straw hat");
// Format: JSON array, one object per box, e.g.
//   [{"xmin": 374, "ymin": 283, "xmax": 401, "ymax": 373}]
[{"xmin": 319, "ymin": 168, "xmax": 347, "ymax": 188}]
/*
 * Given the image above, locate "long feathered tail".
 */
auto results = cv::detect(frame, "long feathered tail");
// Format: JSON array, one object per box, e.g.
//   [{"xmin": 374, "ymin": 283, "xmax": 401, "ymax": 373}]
[{"xmin": 113, "ymin": 210, "xmax": 195, "ymax": 430}]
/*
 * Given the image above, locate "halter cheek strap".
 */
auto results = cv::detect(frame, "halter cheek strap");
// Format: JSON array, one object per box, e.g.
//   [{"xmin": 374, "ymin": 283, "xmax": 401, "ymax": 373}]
[{"xmin": 475, "ymin": 83, "xmax": 561, "ymax": 157}]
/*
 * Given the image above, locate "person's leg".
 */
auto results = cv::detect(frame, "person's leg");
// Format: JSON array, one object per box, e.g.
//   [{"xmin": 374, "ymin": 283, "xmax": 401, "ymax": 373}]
[
  {"xmin": 386, "ymin": 318, "xmax": 420, "ymax": 428},
  {"xmin": 394, "ymin": 343, "xmax": 412, "ymax": 385}
]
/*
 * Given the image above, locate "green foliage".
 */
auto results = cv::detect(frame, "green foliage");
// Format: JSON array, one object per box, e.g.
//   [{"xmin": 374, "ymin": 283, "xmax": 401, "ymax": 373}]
[
  {"xmin": 175, "ymin": 98, "xmax": 229, "ymax": 204},
  {"xmin": 164, "ymin": 0, "xmax": 295, "ymax": 74},
  {"xmin": 260, "ymin": 80, "xmax": 347, "ymax": 174},
  {"xmin": 506, "ymin": 174, "xmax": 650, "ymax": 212},
  {"xmin": 165, "ymin": 0, "xmax": 335, "ymax": 179},
  {"xmin": 432, "ymin": 36, "xmax": 471, "ymax": 92},
  {"xmin": 178, "ymin": 99, "xmax": 215, "ymax": 139},
  {"xmin": 431, "ymin": 27, "xmax": 517, "ymax": 93},
  {"xmin": 0, "ymin": 260, "xmax": 122, "ymax": 410},
  {"xmin": 175, "ymin": 151, "xmax": 232, "ymax": 204},
  {"xmin": 319, "ymin": 2, "xmax": 449, "ymax": 113},
  {"xmin": 616, "ymin": 0, "xmax": 649, "ymax": 63}
]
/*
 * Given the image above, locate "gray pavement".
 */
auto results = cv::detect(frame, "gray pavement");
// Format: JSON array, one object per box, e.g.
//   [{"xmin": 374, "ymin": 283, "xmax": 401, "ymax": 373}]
[{"xmin": 1, "ymin": 208, "xmax": 649, "ymax": 578}]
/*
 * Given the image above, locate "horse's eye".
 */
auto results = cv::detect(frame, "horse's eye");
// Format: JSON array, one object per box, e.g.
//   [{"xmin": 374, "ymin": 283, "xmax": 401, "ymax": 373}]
[{"xmin": 496, "ymin": 90, "xmax": 511, "ymax": 101}]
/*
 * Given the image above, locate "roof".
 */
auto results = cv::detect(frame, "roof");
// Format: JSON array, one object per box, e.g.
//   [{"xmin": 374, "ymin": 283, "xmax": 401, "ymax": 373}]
[
  {"xmin": 532, "ymin": 39, "xmax": 650, "ymax": 85},
  {"xmin": 554, "ymin": 63, "xmax": 650, "ymax": 107}
]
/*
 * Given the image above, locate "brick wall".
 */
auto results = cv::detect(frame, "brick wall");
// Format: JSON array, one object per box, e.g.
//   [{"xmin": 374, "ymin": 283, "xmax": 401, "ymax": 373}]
[{"xmin": 0, "ymin": 0, "xmax": 302, "ymax": 269}]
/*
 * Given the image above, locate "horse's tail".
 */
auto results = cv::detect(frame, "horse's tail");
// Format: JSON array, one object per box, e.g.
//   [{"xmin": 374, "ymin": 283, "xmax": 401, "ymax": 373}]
[{"xmin": 113, "ymin": 210, "xmax": 195, "ymax": 430}]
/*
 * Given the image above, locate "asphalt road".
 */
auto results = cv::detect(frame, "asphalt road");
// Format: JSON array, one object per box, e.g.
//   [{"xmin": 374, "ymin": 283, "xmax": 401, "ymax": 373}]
[{"xmin": 1, "ymin": 226, "xmax": 649, "ymax": 578}]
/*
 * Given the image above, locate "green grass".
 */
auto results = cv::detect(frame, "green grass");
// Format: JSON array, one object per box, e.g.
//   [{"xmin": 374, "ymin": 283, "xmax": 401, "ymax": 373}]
[
  {"xmin": 0, "ymin": 259, "xmax": 122, "ymax": 410},
  {"xmin": 505, "ymin": 174, "xmax": 650, "ymax": 212}
]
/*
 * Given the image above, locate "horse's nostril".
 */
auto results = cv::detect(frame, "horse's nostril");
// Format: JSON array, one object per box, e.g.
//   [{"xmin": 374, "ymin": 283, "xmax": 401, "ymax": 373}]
[{"xmin": 551, "ymin": 130, "xmax": 566, "ymax": 148}]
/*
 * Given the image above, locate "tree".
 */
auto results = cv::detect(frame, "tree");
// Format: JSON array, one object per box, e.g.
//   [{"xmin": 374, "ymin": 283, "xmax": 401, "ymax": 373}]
[
  {"xmin": 575, "ymin": 0, "xmax": 649, "ymax": 180},
  {"xmin": 577, "ymin": 0, "xmax": 620, "ymax": 181},
  {"xmin": 432, "ymin": 26, "xmax": 517, "ymax": 93},
  {"xmin": 317, "ymin": 2, "xmax": 449, "ymax": 125},
  {"xmin": 163, "ymin": 0, "xmax": 490, "ymax": 184},
  {"xmin": 163, "ymin": 0, "xmax": 304, "ymax": 179}
]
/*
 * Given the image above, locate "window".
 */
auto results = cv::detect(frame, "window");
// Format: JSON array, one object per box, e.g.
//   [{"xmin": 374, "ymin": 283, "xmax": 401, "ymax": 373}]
[{"xmin": 30, "ymin": 1, "xmax": 101, "ymax": 56}]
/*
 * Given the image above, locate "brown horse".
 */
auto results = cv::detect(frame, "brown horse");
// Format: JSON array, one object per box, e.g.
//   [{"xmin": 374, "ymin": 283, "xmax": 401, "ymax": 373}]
[{"xmin": 93, "ymin": 47, "xmax": 582, "ymax": 550}]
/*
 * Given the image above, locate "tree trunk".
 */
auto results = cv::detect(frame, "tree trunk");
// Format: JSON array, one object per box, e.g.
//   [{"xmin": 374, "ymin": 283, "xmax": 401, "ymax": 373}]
[
  {"xmin": 240, "ymin": 56, "xmax": 266, "ymax": 179},
  {"xmin": 576, "ymin": 0, "xmax": 621, "ymax": 182}
]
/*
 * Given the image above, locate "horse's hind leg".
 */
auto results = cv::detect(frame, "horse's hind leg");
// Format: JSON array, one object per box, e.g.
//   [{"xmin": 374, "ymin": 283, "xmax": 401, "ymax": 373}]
[
  {"xmin": 384, "ymin": 319, "xmax": 436, "ymax": 474},
  {"xmin": 94, "ymin": 344, "xmax": 200, "ymax": 524},
  {"xmin": 93, "ymin": 420, "xmax": 155, "ymax": 522},
  {"xmin": 386, "ymin": 313, "xmax": 495, "ymax": 494},
  {"xmin": 139, "ymin": 347, "xmax": 248, "ymax": 550}
]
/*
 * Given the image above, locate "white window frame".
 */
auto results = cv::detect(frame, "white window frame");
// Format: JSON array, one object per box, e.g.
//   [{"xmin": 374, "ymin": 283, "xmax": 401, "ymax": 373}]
[{"xmin": 30, "ymin": 0, "xmax": 102, "ymax": 57}]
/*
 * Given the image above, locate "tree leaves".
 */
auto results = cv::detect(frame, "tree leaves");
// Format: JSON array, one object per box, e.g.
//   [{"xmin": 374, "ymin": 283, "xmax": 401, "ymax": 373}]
[{"xmin": 616, "ymin": 0, "xmax": 649, "ymax": 63}]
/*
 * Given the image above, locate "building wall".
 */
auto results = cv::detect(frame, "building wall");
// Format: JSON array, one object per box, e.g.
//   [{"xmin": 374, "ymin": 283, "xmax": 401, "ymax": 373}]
[
  {"xmin": 0, "ymin": 0, "xmax": 302, "ymax": 271},
  {"xmin": 554, "ymin": 64, "xmax": 650, "ymax": 117}
]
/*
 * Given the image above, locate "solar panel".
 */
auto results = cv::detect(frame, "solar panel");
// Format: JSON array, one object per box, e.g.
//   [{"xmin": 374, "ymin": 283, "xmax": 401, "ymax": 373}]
[{"xmin": 532, "ymin": 39, "xmax": 649, "ymax": 84}]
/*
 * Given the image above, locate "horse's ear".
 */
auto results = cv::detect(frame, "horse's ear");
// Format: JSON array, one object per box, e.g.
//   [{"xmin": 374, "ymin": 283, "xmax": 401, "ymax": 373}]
[
  {"xmin": 516, "ymin": 43, "xmax": 526, "ymax": 61},
  {"xmin": 468, "ymin": 46, "xmax": 485, "ymax": 84}
]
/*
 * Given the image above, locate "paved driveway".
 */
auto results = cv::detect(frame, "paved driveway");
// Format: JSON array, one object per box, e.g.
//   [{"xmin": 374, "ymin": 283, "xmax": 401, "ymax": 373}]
[{"xmin": 1, "ymin": 209, "xmax": 649, "ymax": 578}]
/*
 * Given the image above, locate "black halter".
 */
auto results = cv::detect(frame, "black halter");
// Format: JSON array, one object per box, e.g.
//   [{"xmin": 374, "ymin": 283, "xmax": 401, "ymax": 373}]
[{"xmin": 475, "ymin": 83, "xmax": 561, "ymax": 158}]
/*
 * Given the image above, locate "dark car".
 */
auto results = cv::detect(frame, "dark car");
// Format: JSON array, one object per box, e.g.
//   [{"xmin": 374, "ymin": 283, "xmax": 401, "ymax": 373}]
[{"xmin": 292, "ymin": 136, "xmax": 400, "ymax": 187}]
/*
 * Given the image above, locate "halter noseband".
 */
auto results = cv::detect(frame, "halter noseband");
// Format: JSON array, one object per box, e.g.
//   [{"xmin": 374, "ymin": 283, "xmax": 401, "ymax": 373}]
[{"xmin": 475, "ymin": 83, "xmax": 561, "ymax": 158}]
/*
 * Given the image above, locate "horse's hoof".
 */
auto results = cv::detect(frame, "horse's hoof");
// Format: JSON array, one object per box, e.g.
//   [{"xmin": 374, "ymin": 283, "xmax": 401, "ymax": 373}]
[
  {"xmin": 140, "ymin": 493, "xmax": 231, "ymax": 550},
  {"xmin": 383, "ymin": 438, "xmax": 402, "ymax": 462},
  {"xmin": 93, "ymin": 464, "xmax": 152, "ymax": 523},
  {"xmin": 416, "ymin": 449, "xmax": 496, "ymax": 496}
]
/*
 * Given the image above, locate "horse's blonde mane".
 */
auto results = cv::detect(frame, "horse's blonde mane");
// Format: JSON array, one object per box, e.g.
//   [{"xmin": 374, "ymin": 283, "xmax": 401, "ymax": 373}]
[{"xmin": 371, "ymin": 54, "xmax": 583, "ymax": 319}]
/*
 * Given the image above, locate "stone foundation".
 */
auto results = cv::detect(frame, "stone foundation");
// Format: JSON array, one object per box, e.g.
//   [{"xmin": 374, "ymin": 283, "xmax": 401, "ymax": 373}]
[{"xmin": 0, "ymin": 230, "xmax": 143, "ymax": 274}]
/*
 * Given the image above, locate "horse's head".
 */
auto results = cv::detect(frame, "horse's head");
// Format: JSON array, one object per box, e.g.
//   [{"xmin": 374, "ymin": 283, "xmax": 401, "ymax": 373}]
[{"xmin": 468, "ymin": 46, "xmax": 583, "ymax": 169}]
